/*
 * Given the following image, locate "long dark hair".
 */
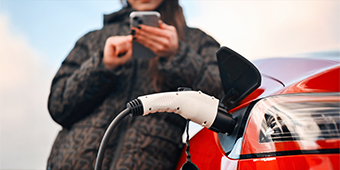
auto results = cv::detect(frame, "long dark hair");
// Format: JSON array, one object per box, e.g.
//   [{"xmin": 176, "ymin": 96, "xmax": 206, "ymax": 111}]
[
  {"xmin": 122, "ymin": 0, "xmax": 188, "ymax": 92},
  {"xmin": 156, "ymin": 0, "xmax": 187, "ymax": 41}
]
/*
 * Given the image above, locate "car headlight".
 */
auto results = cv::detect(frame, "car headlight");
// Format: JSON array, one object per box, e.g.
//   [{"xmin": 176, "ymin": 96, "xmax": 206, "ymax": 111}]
[
  {"xmin": 241, "ymin": 92, "xmax": 340, "ymax": 158},
  {"xmin": 259, "ymin": 93, "xmax": 339, "ymax": 142}
]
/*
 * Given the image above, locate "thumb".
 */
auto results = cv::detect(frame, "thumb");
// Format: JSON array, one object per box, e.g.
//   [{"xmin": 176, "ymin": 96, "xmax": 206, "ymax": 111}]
[
  {"xmin": 158, "ymin": 20, "xmax": 165, "ymax": 29},
  {"xmin": 114, "ymin": 35, "xmax": 133, "ymax": 56}
]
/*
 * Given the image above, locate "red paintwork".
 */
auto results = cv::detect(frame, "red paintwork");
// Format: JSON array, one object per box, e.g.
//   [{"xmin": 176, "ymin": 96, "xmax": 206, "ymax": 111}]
[
  {"xmin": 176, "ymin": 56, "xmax": 340, "ymax": 170},
  {"xmin": 238, "ymin": 154, "xmax": 340, "ymax": 170},
  {"xmin": 276, "ymin": 65, "xmax": 340, "ymax": 94},
  {"xmin": 252, "ymin": 57, "xmax": 339, "ymax": 87},
  {"xmin": 175, "ymin": 128, "xmax": 226, "ymax": 170},
  {"xmin": 231, "ymin": 58, "xmax": 340, "ymax": 112}
]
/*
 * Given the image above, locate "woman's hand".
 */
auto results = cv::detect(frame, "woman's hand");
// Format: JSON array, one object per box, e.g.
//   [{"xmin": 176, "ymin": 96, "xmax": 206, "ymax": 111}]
[
  {"xmin": 103, "ymin": 35, "xmax": 133, "ymax": 69},
  {"xmin": 132, "ymin": 21, "xmax": 179, "ymax": 57}
]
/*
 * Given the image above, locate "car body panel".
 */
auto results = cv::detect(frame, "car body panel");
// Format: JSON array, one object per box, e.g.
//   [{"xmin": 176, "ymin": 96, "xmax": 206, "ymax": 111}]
[
  {"xmin": 252, "ymin": 57, "xmax": 339, "ymax": 87},
  {"xmin": 175, "ymin": 127, "xmax": 226, "ymax": 170},
  {"xmin": 276, "ymin": 65, "xmax": 340, "ymax": 94},
  {"xmin": 176, "ymin": 54, "xmax": 340, "ymax": 170},
  {"xmin": 238, "ymin": 154, "xmax": 340, "ymax": 170}
]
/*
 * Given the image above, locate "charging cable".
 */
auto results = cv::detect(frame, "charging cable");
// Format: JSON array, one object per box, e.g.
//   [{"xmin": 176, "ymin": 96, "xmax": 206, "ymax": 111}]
[{"xmin": 94, "ymin": 90, "xmax": 235, "ymax": 170}]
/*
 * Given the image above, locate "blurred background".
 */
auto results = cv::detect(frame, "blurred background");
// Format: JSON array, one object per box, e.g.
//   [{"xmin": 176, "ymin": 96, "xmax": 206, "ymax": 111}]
[{"xmin": 0, "ymin": 0, "xmax": 339, "ymax": 169}]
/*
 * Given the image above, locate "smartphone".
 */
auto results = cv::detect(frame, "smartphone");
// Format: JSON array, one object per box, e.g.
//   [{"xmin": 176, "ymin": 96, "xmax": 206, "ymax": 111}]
[{"xmin": 130, "ymin": 11, "xmax": 160, "ymax": 58}]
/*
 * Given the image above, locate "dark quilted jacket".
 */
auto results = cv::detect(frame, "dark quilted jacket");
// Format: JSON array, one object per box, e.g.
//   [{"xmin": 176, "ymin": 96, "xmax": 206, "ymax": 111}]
[{"xmin": 47, "ymin": 7, "xmax": 222, "ymax": 170}]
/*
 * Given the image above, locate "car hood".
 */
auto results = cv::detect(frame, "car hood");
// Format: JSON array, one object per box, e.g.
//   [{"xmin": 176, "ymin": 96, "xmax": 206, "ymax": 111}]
[
  {"xmin": 254, "ymin": 57, "xmax": 338, "ymax": 86},
  {"xmin": 252, "ymin": 54, "xmax": 339, "ymax": 96}
]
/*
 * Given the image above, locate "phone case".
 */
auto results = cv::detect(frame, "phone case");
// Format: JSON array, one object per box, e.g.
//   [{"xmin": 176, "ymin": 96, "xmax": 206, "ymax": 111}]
[{"xmin": 130, "ymin": 11, "xmax": 160, "ymax": 58}]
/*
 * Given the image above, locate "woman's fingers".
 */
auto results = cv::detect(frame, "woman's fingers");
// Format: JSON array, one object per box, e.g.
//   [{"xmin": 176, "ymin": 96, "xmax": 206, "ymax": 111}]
[
  {"xmin": 103, "ymin": 35, "xmax": 133, "ymax": 69},
  {"xmin": 135, "ymin": 33, "xmax": 167, "ymax": 55},
  {"xmin": 132, "ymin": 22, "xmax": 178, "ymax": 57},
  {"xmin": 134, "ymin": 28, "xmax": 169, "ymax": 47},
  {"xmin": 108, "ymin": 35, "xmax": 133, "ymax": 55}
]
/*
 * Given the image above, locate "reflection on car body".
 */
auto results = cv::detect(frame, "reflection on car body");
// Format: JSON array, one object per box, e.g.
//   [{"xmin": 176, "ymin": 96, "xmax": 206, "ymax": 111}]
[{"xmin": 176, "ymin": 49, "xmax": 340, "ymax": 170}]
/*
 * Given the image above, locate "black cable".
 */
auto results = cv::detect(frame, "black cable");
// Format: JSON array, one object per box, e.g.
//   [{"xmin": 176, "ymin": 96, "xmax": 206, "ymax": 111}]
[
  {"xmin": 185, "ymin": 119, "xmax": 191, "ymax": 162},
  {"xmin": 94, "ymin": 98, "xmax": 143, "ymax": 170},
  {"xmin": 94, "ymin": 107, "xmax": 131, "ymax": 170}
]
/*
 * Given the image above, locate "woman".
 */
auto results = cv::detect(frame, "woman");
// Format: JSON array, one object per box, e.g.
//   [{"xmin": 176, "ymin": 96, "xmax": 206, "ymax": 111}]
[{"xmin": 47, "ymin": 0, "xmax": 222, "ymax": 169}]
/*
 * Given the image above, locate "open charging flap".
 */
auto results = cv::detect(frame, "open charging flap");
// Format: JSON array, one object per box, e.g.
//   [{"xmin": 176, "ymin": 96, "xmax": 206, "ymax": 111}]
[{"xmin": 216, "ymin": 46, "xmax": 261, "ymax": 110}]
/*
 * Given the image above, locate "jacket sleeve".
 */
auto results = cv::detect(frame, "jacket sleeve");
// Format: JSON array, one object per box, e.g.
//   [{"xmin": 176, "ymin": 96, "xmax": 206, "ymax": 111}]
[
  {"xmin": 48, "ymin": 33, "xmax": 124, "ymax": 128},
  {"xmin": 158, "ymin": 30, "xmax": 223, "ymax": 98}
]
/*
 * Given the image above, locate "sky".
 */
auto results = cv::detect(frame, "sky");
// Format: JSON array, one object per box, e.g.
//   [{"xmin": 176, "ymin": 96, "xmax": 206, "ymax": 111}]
[{"xmin": 0, "ymin": 0, "xmax": 339, "ymax": 169}]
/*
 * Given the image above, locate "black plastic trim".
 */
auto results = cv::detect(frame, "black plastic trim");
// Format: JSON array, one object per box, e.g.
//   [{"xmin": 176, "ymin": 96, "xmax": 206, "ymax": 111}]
[
  {"xmin": 218, "ymin": 99, "xmax": 261, "ymax": 157},
  {"xmin": 239, "ymin": 148, "xmax": 340, "ymax": 159},
  {"xmin": 216, "ymin": 46, "xmax": 262, "ymax": 111},
  {"xmin": 209, "ymin": 107, "xmax": 236, "ymax": 134}
]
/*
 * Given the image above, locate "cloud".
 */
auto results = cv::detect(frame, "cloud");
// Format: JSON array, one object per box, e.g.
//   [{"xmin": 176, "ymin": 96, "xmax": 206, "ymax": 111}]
[
  {"xmin": 0, "ymin": 14, "xmax": 60, "ymax": 169},
  {"xmin": 186, "ymin": 1, "xmax": 340, "ymax": 60}
]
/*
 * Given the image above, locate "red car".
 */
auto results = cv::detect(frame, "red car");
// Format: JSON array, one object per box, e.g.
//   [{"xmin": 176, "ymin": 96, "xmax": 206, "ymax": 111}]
[
  {"xmin": 175, "ymin": 48, "xmax": 340, "ymax": 170},
  {"xmin": 95, "ymin": 47, "xmax": 339, "ymax": 170}
]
